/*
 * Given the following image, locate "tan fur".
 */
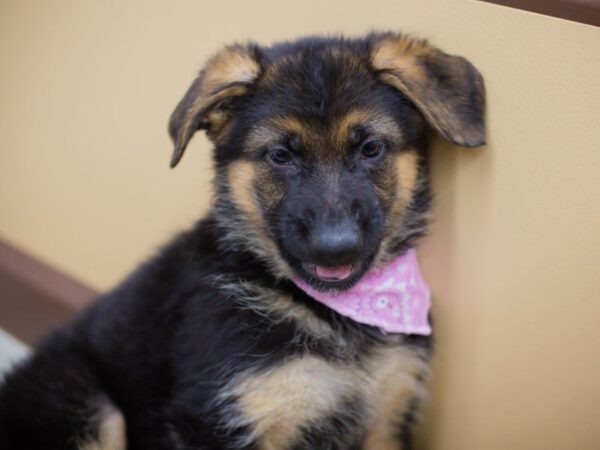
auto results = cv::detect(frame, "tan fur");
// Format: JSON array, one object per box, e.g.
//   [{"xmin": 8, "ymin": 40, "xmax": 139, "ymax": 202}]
[
  {"xmin": 220, "ymin": 153, "xmax": 426, "ymax": 449},
  {"xmin": 371, "ymin": 34, "xmax": 485, "ymax": 147},
  {"xmin": 335, "ymin": 109, "xmax": 403, "ymax": 149},
  {"xmin": 245, "ymin": 123, "xmax": 286, "ymax": 153},
  {"xmin": 226, "ymin": 161, "xmax": 292, "ymax": 278},
  {"xmin": 371, "ymin": 35, "xmax": 432, "ymax": 84},
  {"xmin": 364, "ymin": 345, "xmax": 428, "ymax": 450},
  {"xmin": 228, "ymin": 161, "xmax": 261, "ymax": 220},
  {"xmin": 393, "ymin": 150, "xmax": 420, "ymax": 210},
  {"xmin": 245, "ymin": 116, "xmax": 322, "ymax": 163},
  {"xmin": 256, "ymin": 165, "xmax": 286, "ymax": 210},
  {"xmin": 375, "ymin": 149, "xmax": 422, "ymax": 267},
  {"xmin": 180, "ymin": 83, "xmax": 247, "ymax": 147},
  {"xmin": 245, "ymin": 116, "xmax": 320, "ymax": 160},
  {"xmin": 226, "ymin": 342, "xmax": 426, "ymax": 450},
  {"xmin": 80, "ymin": 403, "xmax": 126, "ymax": 450},
  {"xmin": 243, "ymin": 127, "xmax": 288, "ymax": 210},
  {"xmin": 171, "ymin": 45, "xmax": 261, "ymax": 166},
  {"xmin": 246, "ymin": 109, "xmax": 403, "ymax": 165},
  {"xmin": 202, "ymin": 45, "xmax": 261, "ymax": 92},
  {"xmin": 185, "ymin": 44, "xmax": 260, "ymax": 135},
  {"xmin": 269, "ymin": 116, "xmax": 316, "ymax": 149},
  {"xmin": 214, "ymin": 278, "xmax": 337, "ymax": 340},
  {"xmin": 371, "ymin": 36, "xmax": 446, "ymax": 142},
  {"xmin": 230, "ymin": 355, "xmax": 368, "ymax": 450}
]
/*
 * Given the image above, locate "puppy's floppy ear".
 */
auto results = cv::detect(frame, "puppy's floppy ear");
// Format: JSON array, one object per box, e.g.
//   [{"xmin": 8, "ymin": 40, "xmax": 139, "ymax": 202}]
[
  {"xmin": 169, "ymin": 44, "xmax": 262, "ymax": 167},
  {"xmin": 370, "ymin": 33, "xmax": 486, "ymax": 147}
]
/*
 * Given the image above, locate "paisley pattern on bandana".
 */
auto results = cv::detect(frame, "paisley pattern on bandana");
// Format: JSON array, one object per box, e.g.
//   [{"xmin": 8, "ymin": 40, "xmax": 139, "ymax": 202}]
[{"xmin": 293, "ymin": 249, "xmax": 432, "ymax": 335}]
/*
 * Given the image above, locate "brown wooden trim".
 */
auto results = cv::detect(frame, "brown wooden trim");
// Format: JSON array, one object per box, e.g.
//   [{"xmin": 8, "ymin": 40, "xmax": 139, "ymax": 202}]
[
  {"xmin": 480, "ymin": 0, "xmax": 600, "ymax": 27},
  {"xmin": 0, "ymin": 239, "xmax": 99, "ymax": 345}
]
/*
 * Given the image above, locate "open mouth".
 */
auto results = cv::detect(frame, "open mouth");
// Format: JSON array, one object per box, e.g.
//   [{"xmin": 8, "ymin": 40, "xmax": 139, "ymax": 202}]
[{"xmin": 302, "ymin": 263, "xmax": 355, "ymax": 282}]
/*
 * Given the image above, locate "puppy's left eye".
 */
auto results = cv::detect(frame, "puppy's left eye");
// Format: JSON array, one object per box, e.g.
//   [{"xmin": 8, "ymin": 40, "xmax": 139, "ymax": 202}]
[
  {"xmin": 360, "ymin": 140, "xmax": 385, "ymax": 159},
  {"xmin": 267, "ymin": 147, "xmax": 294, "ymax": 165}
]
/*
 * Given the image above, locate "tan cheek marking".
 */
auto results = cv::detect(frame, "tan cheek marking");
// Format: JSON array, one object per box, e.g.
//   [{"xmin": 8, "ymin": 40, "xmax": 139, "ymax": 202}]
[
  {"xmin": 364, "ymin": 346, "xmax": 428, "ymax": 450},
  {"xmin": 374, "ymin": 150, "xmax": 420, "ymax": 266},
  {"xmin": 228, "ymin": 161, "xmax": 261, "ymax": 221},
  {"xmin": 257, "ymin": 167, "xmax": 285, "ymax": 210},
  {"xmin": 373, "ymin": 150, "xmax": 418, "ymax": 211},
  {"xmin": 394, "ymin": 150, "xmax": 420, "ymax": 211},
  {"xmin": 232, "ymin": 356, "xmax": 364, "ymax": 450},
  {"xmin": 228, "ymin": 161, "xmax": 285, "ymax": 223},
  {"xmin": 227, "ymin": 161, "xmax": 292, "ymax": 278},
  {"xmin": 371, "ymin": 166, "xmax": 395, "ymax": 207},
  {"xmin": 240, "ymin": 124, "xmax": 286, "ymax": 209}
]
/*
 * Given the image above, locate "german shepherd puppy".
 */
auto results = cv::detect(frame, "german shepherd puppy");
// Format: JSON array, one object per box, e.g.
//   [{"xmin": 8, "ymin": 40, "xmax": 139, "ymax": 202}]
[{"xmin": 0, "ymin": 33, "xmax": 485, "ymax": 450}]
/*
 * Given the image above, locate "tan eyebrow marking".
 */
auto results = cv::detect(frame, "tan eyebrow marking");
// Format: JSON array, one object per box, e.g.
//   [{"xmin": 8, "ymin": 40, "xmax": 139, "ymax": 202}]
[
  {"xmin": 245, "ymin": 123, "xmax": 286, "ymax": 152},
  {"xmin": 269, "ymin": 116, "xmax": 315, "ymax": 146},
  {"xmin": 245, "ymin": 116, "xmax": 316, "ymax": 153},
  {"xmin": 335, "ymin": 108, "xmax": 403, "ymax": 148},
  {"xmin": 245, "ymin": 110, "xmax": 403, "ymax": 160}
]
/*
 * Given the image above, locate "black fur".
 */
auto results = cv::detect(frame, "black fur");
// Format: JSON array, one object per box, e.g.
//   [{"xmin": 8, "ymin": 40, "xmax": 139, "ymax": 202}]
[
  {"xmin": 0, "ymin": 33, "xmax": 486, "ymax": 449},
  {"xmin": 0, "ymin": 217, "xmax": 428, "ymax": 449}
]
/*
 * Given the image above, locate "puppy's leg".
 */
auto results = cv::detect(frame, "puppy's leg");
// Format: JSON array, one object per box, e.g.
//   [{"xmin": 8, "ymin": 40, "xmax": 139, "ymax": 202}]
[
  {"xmin": 80, "ymin": 400, "xmax": 126, "ymax": 450},
  {"xmin": 0, "ymin": 339, "xmax": 126, "ymax": 450},
  {"xmin": 364, "ymin": 346, "xmax": 429, "ymax": 450},
  {"xmin": 396, "ymin": 395, "xmax": 424, "ymax": 450}
]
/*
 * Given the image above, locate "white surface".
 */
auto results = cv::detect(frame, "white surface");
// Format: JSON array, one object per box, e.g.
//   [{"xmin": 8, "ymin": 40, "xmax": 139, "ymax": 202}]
[{"xmin": 0, "ymin": 328, "xmax": 30, "ymax": 379}]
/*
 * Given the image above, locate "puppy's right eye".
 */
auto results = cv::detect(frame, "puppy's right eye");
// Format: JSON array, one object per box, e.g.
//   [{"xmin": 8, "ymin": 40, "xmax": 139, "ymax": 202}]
[
  {"xmin": 360, "ymin": 139, "xmax": 385, "ymax": 160},
  {"xmin": 267, "ymin": 147, "xmax": 294, "ymax": 165}
]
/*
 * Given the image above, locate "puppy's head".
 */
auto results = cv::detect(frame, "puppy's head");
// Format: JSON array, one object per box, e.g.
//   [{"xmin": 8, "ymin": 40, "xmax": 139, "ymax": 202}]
[{"xmin": 169, "ymin": 34, "xmax": 485, "ymax": 291}]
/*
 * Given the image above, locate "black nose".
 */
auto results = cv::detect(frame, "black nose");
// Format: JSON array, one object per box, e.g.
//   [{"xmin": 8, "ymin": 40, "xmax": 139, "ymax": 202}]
[{"xmin": 310, "ymin": 221, "xmax": 362, "ymax": 266}]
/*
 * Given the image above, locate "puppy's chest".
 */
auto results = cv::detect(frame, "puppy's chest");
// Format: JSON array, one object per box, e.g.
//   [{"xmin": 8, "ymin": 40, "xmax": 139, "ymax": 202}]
[{"xmin": 221, "ymin": 344, "xmax": 427, "ymax": 450}]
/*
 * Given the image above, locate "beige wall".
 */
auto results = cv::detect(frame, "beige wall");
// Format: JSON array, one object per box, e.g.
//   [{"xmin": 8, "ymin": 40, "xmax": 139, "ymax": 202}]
[{"xmin": 2, "ymin": 1, "xmax": 600, "ymax": 448}]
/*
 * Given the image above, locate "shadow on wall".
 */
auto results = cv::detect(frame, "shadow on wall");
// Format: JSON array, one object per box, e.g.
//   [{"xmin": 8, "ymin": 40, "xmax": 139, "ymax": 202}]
[{"xmin": 417, "ymin": 135, "xmax": 494, "ymax": 449}]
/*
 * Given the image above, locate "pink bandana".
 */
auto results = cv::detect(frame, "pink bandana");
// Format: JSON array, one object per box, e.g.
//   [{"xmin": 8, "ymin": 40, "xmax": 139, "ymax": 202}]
[{"xmin": 293, "ymin": 249, "xmax": 432, "ymax": 335}]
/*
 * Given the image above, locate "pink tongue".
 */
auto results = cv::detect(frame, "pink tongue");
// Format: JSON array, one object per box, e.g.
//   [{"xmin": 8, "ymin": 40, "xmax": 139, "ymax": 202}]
[{"xmin": 315, "ymin": 265, "xmax": 353, "ymax": 281}]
